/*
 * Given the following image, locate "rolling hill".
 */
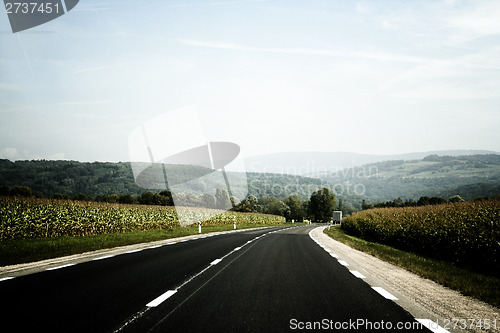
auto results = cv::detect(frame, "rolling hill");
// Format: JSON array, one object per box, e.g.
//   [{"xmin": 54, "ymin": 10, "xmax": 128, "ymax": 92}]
[{"xmin": 319, "ymin": 154, "xmax": 500, "ymax": 202}]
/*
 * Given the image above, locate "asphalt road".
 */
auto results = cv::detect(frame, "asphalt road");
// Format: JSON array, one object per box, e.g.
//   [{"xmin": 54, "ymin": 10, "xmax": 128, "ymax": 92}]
[{"xmin": 0, "ymin": 226, "xmax": 432, "ymax": 332}]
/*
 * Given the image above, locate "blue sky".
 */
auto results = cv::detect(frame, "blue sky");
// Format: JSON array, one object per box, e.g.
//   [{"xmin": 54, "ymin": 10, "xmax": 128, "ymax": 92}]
[{"xmin": 1, "ymin": 0, "xmax": 499, "ymax": 162}]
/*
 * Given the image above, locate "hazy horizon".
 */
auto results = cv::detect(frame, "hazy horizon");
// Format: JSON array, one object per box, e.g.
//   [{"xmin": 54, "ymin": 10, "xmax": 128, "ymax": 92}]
[{"xmin": 1, "ymin": 1, "xmax": 499, "ymax": 162}]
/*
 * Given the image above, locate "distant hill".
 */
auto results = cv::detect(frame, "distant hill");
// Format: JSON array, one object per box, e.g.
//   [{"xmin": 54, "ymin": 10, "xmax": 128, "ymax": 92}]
[
  {"xmin": 1, "ymin": 153, "xmax": 498, "ymax": 213},
  {"xmin": 243, "ymin": 150, "xmax": 498, "ymax": 176},
  {"xmin": 319, "ymin": 154, "xmax": 500, "ymax": 202},
  {"xmin": 0, "ymin": 159, "xmax": 322, "ymax": 201}
]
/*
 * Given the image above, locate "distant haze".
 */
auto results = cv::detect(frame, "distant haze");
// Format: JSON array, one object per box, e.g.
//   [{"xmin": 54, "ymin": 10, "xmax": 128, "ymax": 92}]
[
  {"xmin": 243, "ymin": 150, "xmax": 499, "ymax": 176},
  {"xmin": 2, "ymin": 1, "xmax": 500, "ymax": 162}
]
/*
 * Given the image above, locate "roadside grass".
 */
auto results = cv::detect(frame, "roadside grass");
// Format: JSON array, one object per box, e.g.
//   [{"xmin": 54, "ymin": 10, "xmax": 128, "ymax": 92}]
[
  {"xmin": 324, "ymin": 225, "xmax": 500, "ymax": 309},
  {"xmin": 0, "ymin": 223, "xmax": 296, "ymax": 267}
]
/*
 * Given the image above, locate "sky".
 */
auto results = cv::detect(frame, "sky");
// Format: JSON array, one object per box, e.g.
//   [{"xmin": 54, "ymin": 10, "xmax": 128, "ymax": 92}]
[{"xmin": 1, "ymin": 0, "xmax": 500, "ymax": 163}]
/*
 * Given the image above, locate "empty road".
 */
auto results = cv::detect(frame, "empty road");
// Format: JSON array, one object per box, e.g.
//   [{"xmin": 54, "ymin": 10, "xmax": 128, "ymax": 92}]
[{"xmin": 0, "ymin": 226, "xmax": 432, "ymax": 332}]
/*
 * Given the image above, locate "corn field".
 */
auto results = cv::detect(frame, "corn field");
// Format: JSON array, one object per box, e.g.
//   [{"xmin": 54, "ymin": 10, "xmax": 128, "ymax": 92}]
[
  {"xmin": 341, "ymin": 200, "xmax": 500, "ymax": 274},
  {"xmin": 0, "ymin": 197, "xmax": 285, "ymax": 240}
]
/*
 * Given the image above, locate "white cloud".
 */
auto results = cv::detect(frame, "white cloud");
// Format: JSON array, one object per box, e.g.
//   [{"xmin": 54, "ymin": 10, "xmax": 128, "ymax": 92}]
[
  {"xmin": 177, "ymin": 38, "xmax": 427, "ymax": 64},
  {"xmin": 445, "ymin": 1, "xmax": 500, "ymax": 43}
]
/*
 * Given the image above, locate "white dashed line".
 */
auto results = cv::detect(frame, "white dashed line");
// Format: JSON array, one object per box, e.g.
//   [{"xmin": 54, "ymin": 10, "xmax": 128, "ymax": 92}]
[
  {"xmin": 146, "ymin": 290, "xmax": 177, "ymax": 307},
  {"xmin": 210, "ymin": 259, "xmax": 222, "ymax": 265},
  {"xmin": 234, "ymin": 247, "xmax": 242, "ymax": 251},
  {"xmin": 416, "ymin": 319, "xmax": 450, "ymax": 333},
  {"xmin": 338, "ymin": 260, "xmax": 349, "ymax": 266},
  {"xmin": 349, "ymin": 270, "xmax": 366, "ymax": 279},
  {"xmin": 46, "ymin": 264, "xmax": 75, "ymax": 271},
  {"xmin": 372, "ymin": 287, "xmax": 398, "ymax": 300}
]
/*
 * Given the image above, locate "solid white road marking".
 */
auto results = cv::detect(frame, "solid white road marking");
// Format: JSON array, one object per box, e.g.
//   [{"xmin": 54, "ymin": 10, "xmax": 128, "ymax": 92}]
[
  {"xmin": 330, "ymin": 253, "xmax": 338, "ymax": 258},
  {"xmin": 210, "ymin": 259, "xmax": 222, "ymax": 265},
  {"xmin": 0, "ymin": 277, "xmax": 14, "ymax": 282},
  {"xmin": 46, "ymin": 264, "xmax": 75, "ymax": 271},
  {"xmin": 146, "ymin": 290, "xmax": 177, "ymax": 307},
  {"xmin": 92, "ymin": 255, "xmax": 114, "ymax": 261},
  {"xmin": 350, "ymin": 270, "xmax": 366, "ymax": 279},
  {"xmin": 126, "ymin": 249, "xmax": 143, "ymax": 254},
  {"xmin": 416, "ymin": 319, "xmax": 450, "ymax": 333},
  {"xmin": 338, "ymin": 260, "xmax": 349, "ymax": 266},
  {"xmin": 324, "ymin": 248, "xmax": 331, "ymax": 253},
  {"xmin": 234, "ymin": 247, "xmax": 242, "ymax": 251},
  {"xmin": 372, "ymin": 287, "xmax": 398, "ymax": 300},
  {"xmin": 149, "ymin": 245, "xmax": 162, "ymax": 249}
]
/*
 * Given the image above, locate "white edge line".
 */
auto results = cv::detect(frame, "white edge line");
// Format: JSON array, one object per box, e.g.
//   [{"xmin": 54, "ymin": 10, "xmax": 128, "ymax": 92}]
[
  {"xmin": 92, "ymin": 255, "xmax": 114, "ymax": 261},
  {"xmin": 330, "ymin": 253, "xmax": 338, "ymax": 258},
  {"xmin": 148, "ymin": 245, "xmax": 162, "ymax": 249},
  {"xmin": 372, "ymin": 287, "xmax": 398, "ymax": 300},
  {"xmin": 0, "ymin": 277, "xmax": 14, "ymax": 282},
  {"xmin": 338, "ymin": 260, "xmax": 349, "ymax": 266},
  {"xmin": 126, "ymin": 249, "xmax": 143, "ymax": 254},
  {"xmin": 46, "ymin": 263, "xmax": 75, "ymax": 271},
  {"xmin": 416, "ymin": 319, "xmax": 450, "ymax": 333},
  {"xmin": 146, "ymin": 290, "xmax": 177, "ymax": 307},
  {"xmin": 349, "ymin": 270, "xmax": 366, "ymax": 279},
  {"xmin": 234, "ymin": 247, "xmax": 242, "ymax": 251}
]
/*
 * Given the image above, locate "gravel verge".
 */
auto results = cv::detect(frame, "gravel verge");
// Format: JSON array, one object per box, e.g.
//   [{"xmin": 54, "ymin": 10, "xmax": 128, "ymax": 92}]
[{"xmin": 312, "ymin": 226, "xmax": 500, "ymax": 333}]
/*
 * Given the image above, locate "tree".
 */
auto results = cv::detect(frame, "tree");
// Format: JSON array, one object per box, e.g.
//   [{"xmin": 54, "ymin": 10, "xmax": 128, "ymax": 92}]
[
  {"xmin": 10, "ymin": 185, "xmax": 33, "ymax": 197},
  {"xmin": 309, "ymin": 187, "xmax": 336, "ymax": 223},
  {"xmin": 159, "ymin": 190, "xmax": 174, "ymax": 206},
  {"xmin": 448, "ymin": 195, "xmax": 464, "ymax": 203},
  {"xmin": 361, "ymin": 199, "xmax": 373, "ymax": 210},
  {"xmin": 215, "ymin": 188, "xmax": 231, "ymax": 210},
  {"xmin": 201, "ymin": 193, "xmax": 216, "ymax": 209},
  {"xmin": 284, "ymin": 195, "xmax": 306, "ymax": 221},
  {"xmin": 429, "ymin": 196, "xmax": 447, "ymax": 205},
  {"xmin": 417, "ymin": 196, "xmax": 430, "ymax": 206},
  {"xmin": 233, "ymin": 195, "xmax": 259, "ymax": 213}
]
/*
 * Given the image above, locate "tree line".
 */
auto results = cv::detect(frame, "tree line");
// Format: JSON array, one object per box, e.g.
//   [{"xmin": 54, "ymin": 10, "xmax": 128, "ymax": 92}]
[
  {"xmin": 361, "ymin": 194, "xmax": 467, "ymax": 210},
  {"xmin": 1, "ymin": 184, "xmax": 339, "ymax": 223}
]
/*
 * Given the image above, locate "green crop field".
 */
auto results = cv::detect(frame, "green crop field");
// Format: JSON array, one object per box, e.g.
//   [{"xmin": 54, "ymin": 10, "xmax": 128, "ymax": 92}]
[
  {"xmin": 341, "ymin": 200, "xmax": 500, "ymax": 276},
  {"xmin": 0, "ymin": 196, "xmax": 285, "ymax": 241},
  {"xmin": 0, "ymin": 196, "xmax": 286, "ymax": 266}
]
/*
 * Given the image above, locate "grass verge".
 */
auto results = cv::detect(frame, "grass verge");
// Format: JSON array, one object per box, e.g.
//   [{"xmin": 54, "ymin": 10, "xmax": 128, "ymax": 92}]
[
  {"xmin": 0, "ymin": 223, "xmax": 292, "ymax": 267},
  {"xmin": 324, "ymin": 225, "xmax": 500, "ymax": 309}
]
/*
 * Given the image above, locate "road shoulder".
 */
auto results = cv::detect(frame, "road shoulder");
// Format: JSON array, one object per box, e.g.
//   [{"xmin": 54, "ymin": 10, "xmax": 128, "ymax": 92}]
[{"xmin": 312, "ymin": 226, "xmax": 500, "ymax": 333}]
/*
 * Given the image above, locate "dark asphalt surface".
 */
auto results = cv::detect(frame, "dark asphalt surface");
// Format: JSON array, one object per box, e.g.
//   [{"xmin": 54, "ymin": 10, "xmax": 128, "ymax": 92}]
[{"xmin": 0, "ymin": 226, "xmax": 431, "ymax": 332}]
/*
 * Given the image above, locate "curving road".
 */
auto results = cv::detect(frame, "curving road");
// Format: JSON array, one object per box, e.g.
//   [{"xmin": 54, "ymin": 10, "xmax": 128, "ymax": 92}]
[{"xmin": 0, "ymin": 226, "xmax": 432, "ymax": 332}]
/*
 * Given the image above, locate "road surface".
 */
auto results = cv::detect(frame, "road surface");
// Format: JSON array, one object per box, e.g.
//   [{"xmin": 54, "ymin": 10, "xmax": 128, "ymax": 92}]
[{"xmin": 0, "ymin": 226, "xmax": 432, "ymax": 332}]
